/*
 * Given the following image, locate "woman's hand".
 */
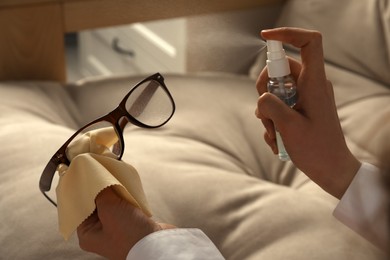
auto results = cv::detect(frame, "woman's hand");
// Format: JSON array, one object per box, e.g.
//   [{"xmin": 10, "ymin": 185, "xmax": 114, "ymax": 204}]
[
  {"xmin": 77, "ymin": 187, "xmax": 175, "ymax": 259},
  {"xmin": 255, "ymin": 27, "xmax": 361, "ymax": 199}
]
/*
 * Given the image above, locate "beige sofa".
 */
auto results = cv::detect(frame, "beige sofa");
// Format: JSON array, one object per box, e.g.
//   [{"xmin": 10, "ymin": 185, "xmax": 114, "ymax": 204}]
[{"xmin": 0, "ymin": 0, "xmax": 388, "ymax": 259}]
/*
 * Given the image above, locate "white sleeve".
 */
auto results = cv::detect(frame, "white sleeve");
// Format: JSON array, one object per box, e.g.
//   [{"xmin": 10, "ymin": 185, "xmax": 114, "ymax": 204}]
[
  {"xmin": 126, "ymin": 228, "xmax": 225, "ymax": 260},
  {"xmin": 333, "ymin": 162, "xmax": 389, "ymax": 250}
]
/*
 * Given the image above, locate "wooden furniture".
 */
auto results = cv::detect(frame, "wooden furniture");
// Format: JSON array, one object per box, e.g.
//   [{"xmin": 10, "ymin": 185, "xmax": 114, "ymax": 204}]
[
  {"xmin": 78, "ymin": 18, "xmax": 187, "ymax": 77},
  {"xmin": 0, "ymin": 0, "xmax": 282, "ymax": 82}
]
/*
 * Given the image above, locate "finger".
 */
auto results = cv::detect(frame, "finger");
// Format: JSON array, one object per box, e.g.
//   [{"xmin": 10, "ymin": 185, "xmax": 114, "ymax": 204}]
[
  {"xmin": 262, "ymin": 118, "xmax": 276, "ymax": 139},
  {"xmin": 288, "ymin": 56, "xmax": 302, "ymax": 80},
  {"xmin": 95, "ymin": 187, "xmax": 124, "ymax": 222},
  {"xmin": 95, "ymin": 187, "xmax": 120, "ymax": 207},
  {"xmin": 256, "ymin": 66, "xmax": 269, "ymax": 95},
  {"xmin": 255, "ymin": 107, "xmax": 277, "ymax": 152},
  {"xmin": 261, "ymin": 27, "xmax": 325, "ymax": 79},
  {"xmin": 255, "ymin": 111, "xmax": 275, "ymax": 139},
  {"xmin": 264, "ymin": 132, "xmax": 278, "ymax": 154},
  {"xmin": 77, "ymin": 211, "xmax": 102, "ymax": 252},
  {"xmin": 77, "ymin": 211, "xmax": 101, "ymax": 240},
  {"xmin": 257, "ymin": 93, "xmax": 298, "ymax": 132},
  {"xmin": 79, "ymin": 210, "xmax": 100, "ymax": 230}
]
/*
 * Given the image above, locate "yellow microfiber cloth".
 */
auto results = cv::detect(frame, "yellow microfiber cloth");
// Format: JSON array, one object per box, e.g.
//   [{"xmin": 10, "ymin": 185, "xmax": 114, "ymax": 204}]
[{"xmin": 55, "ymin": 127, "xmax": 152, "ymax": 240}]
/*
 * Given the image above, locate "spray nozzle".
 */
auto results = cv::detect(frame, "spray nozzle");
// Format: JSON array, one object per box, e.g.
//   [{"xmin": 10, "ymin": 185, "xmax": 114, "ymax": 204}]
[
  {"xmin": 266, "ymin": 40, "xmax": 290, "ymax": 78},
  {"xmin": 267, "ymin": 40, "xmax": 283, "ymax": 52},
  {"xmin": 266, "ymin": 40, "xmax": 285, "ymax": 60}
]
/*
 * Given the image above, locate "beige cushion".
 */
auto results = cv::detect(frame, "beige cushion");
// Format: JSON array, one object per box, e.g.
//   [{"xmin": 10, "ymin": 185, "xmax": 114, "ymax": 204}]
[
  {"xmin": 0, "ymin": 82, "xmax": 100, "ymax": 259},
  {"xmin": 0, "ymin": 74, "xmax": 385, "ymax": 259},
  {"xmin": 275, "ymin": 0, "xmax": 390, "ymax": 86},
  {"xmin": 328, "ymin": 62, "xmax": 390, "ymax": 163}
]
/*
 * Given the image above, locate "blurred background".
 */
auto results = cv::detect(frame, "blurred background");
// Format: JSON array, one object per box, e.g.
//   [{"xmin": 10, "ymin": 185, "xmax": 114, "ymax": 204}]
[{"xmin": 65, "ymin": 5, "xmax": 282, "ymax": 82}]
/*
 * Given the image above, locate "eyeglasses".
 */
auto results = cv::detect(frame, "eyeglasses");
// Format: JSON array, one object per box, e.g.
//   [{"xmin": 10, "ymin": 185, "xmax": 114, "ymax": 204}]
[{"xmin": 39, "ymin": 73, "xmax": 175, "ymax": 206}]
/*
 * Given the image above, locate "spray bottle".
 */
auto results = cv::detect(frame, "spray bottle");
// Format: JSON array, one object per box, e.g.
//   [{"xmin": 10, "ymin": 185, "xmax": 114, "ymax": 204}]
[{"xmin": 266, "ymin": 40, "xmax": 297, "ymax": 161}]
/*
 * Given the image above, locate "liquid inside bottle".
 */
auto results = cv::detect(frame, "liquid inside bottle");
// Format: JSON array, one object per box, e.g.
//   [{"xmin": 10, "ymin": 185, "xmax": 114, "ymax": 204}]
[
  {"xmin": 267, "ymin": 76, "xmax": 297, "ymax": 107},
  {"xmin": 267, "ymin": 75, "xmax": 297, "ymax": 161}
]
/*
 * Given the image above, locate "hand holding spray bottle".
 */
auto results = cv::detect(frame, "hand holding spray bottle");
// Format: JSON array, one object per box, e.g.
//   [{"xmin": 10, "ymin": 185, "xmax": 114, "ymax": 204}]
[{"xmin": 266, "ymin": 40, "xmax": 297, "ymax": 161}]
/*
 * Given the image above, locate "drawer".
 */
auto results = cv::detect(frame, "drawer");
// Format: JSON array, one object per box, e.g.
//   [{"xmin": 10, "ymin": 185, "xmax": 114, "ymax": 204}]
[
  {"xmin": 79, "ymin": 31, "xmax": 138, "ymax": 76},
  {"xmin": 79, "ymin": 18, "xmax": 186, "ymax": 77}
]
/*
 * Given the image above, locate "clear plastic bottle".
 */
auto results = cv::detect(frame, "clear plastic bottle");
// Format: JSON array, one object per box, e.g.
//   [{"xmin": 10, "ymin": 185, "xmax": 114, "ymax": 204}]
[{"xmin": 266, "ymin": 40, "xmax": 297, "ymax": 161}]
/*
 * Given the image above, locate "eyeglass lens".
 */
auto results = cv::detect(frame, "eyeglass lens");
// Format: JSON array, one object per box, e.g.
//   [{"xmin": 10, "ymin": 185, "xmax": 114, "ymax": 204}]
[{"xmin": 126, "ymin": 79, "xmax": 174, "ymax": 127}]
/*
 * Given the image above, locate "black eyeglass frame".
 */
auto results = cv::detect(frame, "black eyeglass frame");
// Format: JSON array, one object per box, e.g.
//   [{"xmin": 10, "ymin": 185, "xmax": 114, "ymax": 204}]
[{"xmin": 39, "ymin": 73, "xmax": 175, "ymax": 206}]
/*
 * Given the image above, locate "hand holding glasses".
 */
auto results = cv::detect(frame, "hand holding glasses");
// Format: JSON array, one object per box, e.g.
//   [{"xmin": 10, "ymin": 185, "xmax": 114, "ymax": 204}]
[{"xmin": 39, "ymin": 73, "xmax": 175, "ymax": 206}]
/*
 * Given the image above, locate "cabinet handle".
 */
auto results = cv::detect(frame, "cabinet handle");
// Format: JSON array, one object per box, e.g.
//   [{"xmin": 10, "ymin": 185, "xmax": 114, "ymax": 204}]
[{"xmin": 112, "ymin": 37, "xmax": 135, "ymax": 57}]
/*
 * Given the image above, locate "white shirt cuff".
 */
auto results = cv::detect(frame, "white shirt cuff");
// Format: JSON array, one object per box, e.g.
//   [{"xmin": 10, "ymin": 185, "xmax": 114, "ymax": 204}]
[
  {"xmin": 127, "ymin": 228, "xmax": 225, "ymax": 260},
  {"xmin": 333, "ymin": 162, "xmax": 388, "ymax": 250}
]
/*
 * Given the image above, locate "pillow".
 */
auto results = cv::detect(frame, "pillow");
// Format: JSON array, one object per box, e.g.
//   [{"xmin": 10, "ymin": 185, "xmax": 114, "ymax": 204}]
[
  {"xmin": 0, "ymin": 82, "xmax": 100, "ymax": 259},
  {"xmin": 0, "ymin": 74, "xmax": 384, "ymax": 259},
  {"xmin": 0, "ymin": 81, "xmax": 80, "ymax": 128},
  {"xmin": 275, "ymin": 0, "xmax": 390, "ymax": 86}
]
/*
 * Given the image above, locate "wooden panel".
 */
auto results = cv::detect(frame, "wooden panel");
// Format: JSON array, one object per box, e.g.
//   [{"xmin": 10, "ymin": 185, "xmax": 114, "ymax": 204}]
[
  {"xmin": 0, "ymin": 3, "xmax": 65, "ymax": 81},
  {"xmin": 0, "ymin": 0, "xmax": 56, "ymax": 8},
  {"xmin": 0, "ymin": 0, "xmax": 283, "ymax": 81},
  {"xmin": 64, "ymin": 0, "xmax": 282, "ymax": 32}
]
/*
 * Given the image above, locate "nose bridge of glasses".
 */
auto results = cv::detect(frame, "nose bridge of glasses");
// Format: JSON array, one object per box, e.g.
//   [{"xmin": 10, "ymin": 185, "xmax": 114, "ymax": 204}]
[
  {"xmin": 119, "ymin": 114, "xmax": 129, "ymax": 131},
  {"xmin": 107, "ymin": 106, "xmax": 131, "ymax": 130}
]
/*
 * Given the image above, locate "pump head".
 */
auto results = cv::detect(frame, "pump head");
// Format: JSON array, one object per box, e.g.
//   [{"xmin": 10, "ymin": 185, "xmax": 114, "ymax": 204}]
[{"xmin": 266, "ymin": 40, "xmax": 291, "ymax": 78}]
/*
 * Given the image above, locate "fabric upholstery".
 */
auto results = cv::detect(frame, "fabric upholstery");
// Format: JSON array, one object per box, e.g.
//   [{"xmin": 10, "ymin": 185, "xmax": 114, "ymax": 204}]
[
  {"xmin": 0, "ymin": 82, "xmax": 100, "ymax": 259},
  {"xmin": 1, "ymin": 72, "xmax": 384, "ymax": 259},
  {"xmin": 1, "ymin": 0, "xmax": 390, "ymax": 258},
  {"xmin": 275, "ymin": 0, "xmax": 390, "ymax": 86}
]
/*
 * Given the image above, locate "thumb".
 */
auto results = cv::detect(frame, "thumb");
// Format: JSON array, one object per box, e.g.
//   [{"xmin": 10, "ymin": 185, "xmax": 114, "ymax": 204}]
[
  {"xmin": 95, "ymin": 187, "xmax": 126, "ymax": 222},
  {"xmin": 256, "ymin": 93, "xmax": 297, "ymax": 132},
  {"xmin": 95, "ymin": 187, "xmax": 120, "ymax": 208}
]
